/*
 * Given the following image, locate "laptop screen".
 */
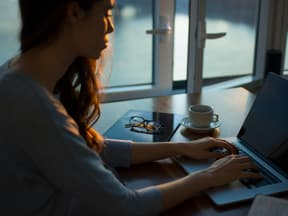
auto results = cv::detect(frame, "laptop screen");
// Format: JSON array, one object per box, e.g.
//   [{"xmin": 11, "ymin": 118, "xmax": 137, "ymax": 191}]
[{"xmin": 238, "ymin": 73, "xmax": 288, "ymax": 173}]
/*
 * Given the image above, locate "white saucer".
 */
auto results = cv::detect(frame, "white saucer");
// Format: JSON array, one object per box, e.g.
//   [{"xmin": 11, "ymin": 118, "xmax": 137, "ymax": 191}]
[{"xmin": 180, "ymin": 117, "xmax": 221, "ymax": 133}]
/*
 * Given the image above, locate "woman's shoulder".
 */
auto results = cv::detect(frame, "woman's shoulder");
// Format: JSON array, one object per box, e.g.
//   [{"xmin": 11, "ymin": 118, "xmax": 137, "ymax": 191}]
[
  {"xmin": 0, "ymin": 59, "xmax": 32, "ymax": 100},
  {"xmin": 0, "ymin": 58, "xmax": 78, "ymax": 134},
  {"xmin": 0, "ymin": 60, "xmax": 68, "ymax": 119},
  {"xmin": 0, "ymin": 58, "xmax": 13, "ymax": 77},
  {"xmin": 0, "ymin": 57, "xmax": 32, "ymax": 92},
  {"xmin": 0, "ymin": 64, "xmax": 49, "ymax": 103}
]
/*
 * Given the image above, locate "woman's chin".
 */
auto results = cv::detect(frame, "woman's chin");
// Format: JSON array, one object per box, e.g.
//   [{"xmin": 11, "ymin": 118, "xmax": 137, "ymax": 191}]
[
  {"xmin": 93, "ymin": 53, "xmax": 101, "ymax": 59},
  {"xmin": 86, "ymin": 51, "xmax": 102, "ymax": 60},
  {"xmin": 82, "ymin": 46, "xmax": 108, "ymax": 59},
  {"xmin": 95, "ymin": 45, "xmax": 108, "ymax": 57}
]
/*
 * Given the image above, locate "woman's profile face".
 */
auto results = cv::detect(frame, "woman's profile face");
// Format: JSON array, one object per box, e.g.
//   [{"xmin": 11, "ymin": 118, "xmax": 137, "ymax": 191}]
[{"xmin": 72, "ymin": 0, "xmax": 115, "ymax": 59}]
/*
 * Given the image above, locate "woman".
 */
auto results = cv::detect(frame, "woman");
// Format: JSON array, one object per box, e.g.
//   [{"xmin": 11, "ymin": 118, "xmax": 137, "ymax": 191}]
[{"xmin": 0, "ymin": 0, "xmax": 261, "ymax": 215}]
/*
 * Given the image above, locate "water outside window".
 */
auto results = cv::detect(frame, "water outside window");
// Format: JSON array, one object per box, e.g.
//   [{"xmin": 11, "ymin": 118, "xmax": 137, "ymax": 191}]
[
  {"xmin": 0, "ymin": 0, "xmax": 20, "ymax": 64},
  {"xmin": 203, "ymin": 0, "xmax": 259, "ymax": 79},
  {"xmin": 105, "ymin": 0, "xmax": 153, "ymax": 87},
  {"xmin": 173, "ymin": 0, "xmax": 259, "ymax": 81}
]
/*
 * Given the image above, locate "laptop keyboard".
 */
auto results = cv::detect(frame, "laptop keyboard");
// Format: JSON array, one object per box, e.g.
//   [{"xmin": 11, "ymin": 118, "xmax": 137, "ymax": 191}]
[
  {"xmin": 240, "ymin": 168, "xmax": 280, "ymax": 188},
  {"xmin": 238, "ymin": 150, "xmax": 281, "ymax": 188}
]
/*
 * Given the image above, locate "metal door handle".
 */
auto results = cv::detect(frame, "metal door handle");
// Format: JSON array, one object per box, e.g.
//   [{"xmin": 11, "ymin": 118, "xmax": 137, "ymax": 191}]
[
  {"xmin": 146, "ymin": 16, "xmax": 173, "ymax": 35},
  {"xmin": 146, "ymin": 27, "xmax": 173, "ymax": 35},
  {"xmin": 206, "ymin": 32, "xmax": 226, "ymax": 39},
  {"xmin": 198, "ymin": 21, "xmax": 227, "ymax": 48}
]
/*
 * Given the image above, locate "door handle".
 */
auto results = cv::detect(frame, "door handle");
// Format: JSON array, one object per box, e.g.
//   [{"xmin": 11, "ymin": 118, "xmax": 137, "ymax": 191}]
[
  {"xmin": 146, "ymin": 27, "xmax": 173, "ymax": 35},
  {"xmin": 198, "ymin": 21, "xmax": 226, "ymax": 48},
  {"xmin": 206, "ymin": 32, "xmax": 226, "ymax": 39},
  {"xmin": 146, "ymin": 16, "xmax": 173, "ymax": 35}
]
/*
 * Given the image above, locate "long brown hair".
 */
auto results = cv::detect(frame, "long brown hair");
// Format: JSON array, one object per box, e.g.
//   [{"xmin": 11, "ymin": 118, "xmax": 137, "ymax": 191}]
[{"xmin": 19, "ymin": 0, "xmax": 105, "ymax": 152}]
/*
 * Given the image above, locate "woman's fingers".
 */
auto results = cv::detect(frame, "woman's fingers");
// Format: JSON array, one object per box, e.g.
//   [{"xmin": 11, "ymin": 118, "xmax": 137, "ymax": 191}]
[
  {"xmin": 239, "ymin": 161, "xmax": 258, "ymax": 169},
  {"xmin": 241, "ymin": 171, "xmax": 263, "ymax": 179},
  {"xmin": 210, "ymin": 138, "xmax": 238, "ymax": 154},
  {"xmin": 206, "ymin": 151, "xmax": 229, "ymax": 159},
  {"xmin": 231, "ymin": 155, "xmax": 253, "ymax": 163},
  {"xmin": 229, "ymin": 155, "xmax": 263, "ymax": 179},
  {"xmin": 208, "ymin": 154, "xmax": 263, "ymax": 187}
]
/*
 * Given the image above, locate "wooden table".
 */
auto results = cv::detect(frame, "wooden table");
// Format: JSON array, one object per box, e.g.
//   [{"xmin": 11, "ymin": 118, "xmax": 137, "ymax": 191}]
[{"xmin": 94, "ymin": 87, "xmax": 286, "ymax": 216}]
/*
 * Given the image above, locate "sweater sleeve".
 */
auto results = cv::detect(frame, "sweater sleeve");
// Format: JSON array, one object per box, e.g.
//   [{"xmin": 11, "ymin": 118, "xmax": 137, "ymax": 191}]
[
  {"xmin": 14, "ymin": 81, "xmax": 163, "ymax": 215},
  {"xmin": 100, "ymin": 138, "xmax": 132, "ymax": 168}
]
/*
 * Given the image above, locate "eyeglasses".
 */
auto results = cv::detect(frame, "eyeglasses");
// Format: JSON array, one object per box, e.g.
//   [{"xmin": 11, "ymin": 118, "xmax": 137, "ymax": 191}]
[{"xmin": 125, "ymin": 116, "xmax": 162, "ymax": 134}]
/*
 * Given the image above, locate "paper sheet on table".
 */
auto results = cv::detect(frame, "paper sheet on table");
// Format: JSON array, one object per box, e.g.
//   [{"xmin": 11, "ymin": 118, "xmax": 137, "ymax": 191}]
[{"xmin": 248, "ymin": 195, "xmax": 288, "ymax": 216}]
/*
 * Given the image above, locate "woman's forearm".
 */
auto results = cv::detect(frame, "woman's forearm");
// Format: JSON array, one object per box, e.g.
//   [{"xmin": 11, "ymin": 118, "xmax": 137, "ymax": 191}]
[
  {"xmin": 131, "ymin": 137, "xmax": 238, "ymax": 165},
  {"xmin": 131, "ymin": 142, "xmax": 180, "ymax": 164},
  {"xmin": 156, "ymin": 170, "xmax": 212, "ymax": 210},
  {"xmin": 131, "ymin": 142, "xmax": 212, "ymax": 210}
]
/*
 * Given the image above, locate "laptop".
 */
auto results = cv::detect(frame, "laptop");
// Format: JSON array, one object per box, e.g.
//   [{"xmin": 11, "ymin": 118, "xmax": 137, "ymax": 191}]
[{"xmin": 175, "ymin": 73, "xmax": 288, "ymax": 206}]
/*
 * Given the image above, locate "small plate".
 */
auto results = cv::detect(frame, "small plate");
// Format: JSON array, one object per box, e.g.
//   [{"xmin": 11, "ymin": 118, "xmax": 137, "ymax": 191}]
[{"xmin": 180, "ymin": 117, "xmax": 221, "ymax": 133}]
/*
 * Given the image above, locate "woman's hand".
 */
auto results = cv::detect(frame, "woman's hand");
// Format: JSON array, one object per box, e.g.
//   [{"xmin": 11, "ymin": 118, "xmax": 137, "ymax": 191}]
[
  {"xmin": 204, "ymin": 154, "xmax": 262, "ymax": 187},
  {"xmin": 156, "ymin": 153, "xmax": 261, "ymax": 210},
  {"xmin": 177, "ymin": 137, "xmax": 238, "ymax": 160}
]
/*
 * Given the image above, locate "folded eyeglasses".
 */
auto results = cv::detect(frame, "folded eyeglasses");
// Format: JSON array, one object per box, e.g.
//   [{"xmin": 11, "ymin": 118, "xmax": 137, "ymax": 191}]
[{"xmin": 125, "ymin": 116, "xmax": 162, "ymax": 134}]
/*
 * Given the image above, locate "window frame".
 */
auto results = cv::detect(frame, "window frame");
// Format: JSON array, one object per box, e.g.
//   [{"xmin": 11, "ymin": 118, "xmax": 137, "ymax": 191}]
[
  {"xmin": 284, "ymin": 0, "xmax": 288, "ymax": 74},
  {"xmin": 102, "ymin": 0, "xmax": 176, "ymax": 102},
  {"xmin": 267, "ymin": 0, "xmax": 288, "ymax": 75},
  {"xmin": 102, "ymin": 0, "xmax": 287, "ymax": 102},
  {"xmin": 187, "ymin": 0, "xmax": 272, "ymax": 93}
]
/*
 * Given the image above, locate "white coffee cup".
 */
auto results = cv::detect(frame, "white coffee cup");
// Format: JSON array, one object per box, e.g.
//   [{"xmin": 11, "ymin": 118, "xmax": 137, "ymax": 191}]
[{"xmin": 188, "ymin": 104, "xmax": 219, "ymax": 128}]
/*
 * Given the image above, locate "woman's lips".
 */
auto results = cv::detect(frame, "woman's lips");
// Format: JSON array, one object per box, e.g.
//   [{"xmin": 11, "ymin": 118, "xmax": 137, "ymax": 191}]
[{"xmin": 104, "ymin": 35, "xmax": 110, "ymax": 43}]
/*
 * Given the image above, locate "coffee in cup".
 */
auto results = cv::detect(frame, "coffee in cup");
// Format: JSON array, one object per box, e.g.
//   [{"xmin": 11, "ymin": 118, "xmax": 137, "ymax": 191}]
[{"xmin": 188, "ymin": 104, "xmax": 219, "ymax": 128}]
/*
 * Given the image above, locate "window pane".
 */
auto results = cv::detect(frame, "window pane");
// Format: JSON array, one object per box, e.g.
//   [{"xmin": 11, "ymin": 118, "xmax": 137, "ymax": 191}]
[
  {"xmin": 284, "ymin": 34, "xmax": 288, "ymax": 75},
  {"xmin": 0, "ymin": 1, "xmax": 20, "ymax": 64},
  {"xmin": 105, "ymin": 0, "xmax": 153, "ymax": 87},
  {"xmin": 203, "ymin": 0, "xmax": 259, "ymax": 79},
  {"xmin": 173, "ymin": 0, "xmax": 189, "ymax": 81}
]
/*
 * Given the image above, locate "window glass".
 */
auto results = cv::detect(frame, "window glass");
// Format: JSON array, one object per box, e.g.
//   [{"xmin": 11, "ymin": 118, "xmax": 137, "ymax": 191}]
[
  {"xmin": 0, "ymin": 1, "xmax": 154, "ymax": 89},
  {"xmin": 284, "ymin": 34, "xmax": 288, "ymax": 74},
  {"xmin": 203, "ymin": 0, "xmax": 259, "ymax": 79},
  {"xmin": 105, "ymin": 0, "xmax": 153, "ymax": 87},
  {"xmin": 0, "ymin": 1, "xmax": 20, "ymax": 64},
  {"xmin": 173, "ymin": 0, "xmax": 189, "ymax": 81}
]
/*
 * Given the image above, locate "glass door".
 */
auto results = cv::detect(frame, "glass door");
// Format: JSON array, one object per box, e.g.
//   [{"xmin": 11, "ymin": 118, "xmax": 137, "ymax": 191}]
[
  {"xmin": 203, "ymin": 0, "xmax": 259, "ymax": 81},
  {"xmin": 107, "ymin": 0, "xmax": 154, "ymax": 87},
  {"xmin": 0, "ymin": 0, "xmax": 176, "ymax": 102},
  {"xmin": 103, "ymin": 0, "xmax": 175, "ymax": 101},
  {"xmin": 187, "ymin": 0, "xmax": 261, "ymax": 92}
]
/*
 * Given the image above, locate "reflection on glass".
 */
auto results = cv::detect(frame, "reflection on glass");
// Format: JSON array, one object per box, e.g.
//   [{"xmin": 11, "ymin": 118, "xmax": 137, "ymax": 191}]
[
  {"xmin": 124, "ymin": 116, "xmax": 162, "ymax": 134},
  {"xmin": 0, "ymin": 1, "xmax": 20, "ymax": 64},
  {"xmin": 203, "ymin": 0, "xmax": 259, "ymax": 79},
  {"xmin": 105, "ymin": 0, "xmax": 153, "ymax": 87},
  {"xmin": 104, "ymin": 110, "xmax": 183, "ymax": 142},
  {"xmin": 284, "ymin": 34, "xmax": 288, "ymax": 75}
]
